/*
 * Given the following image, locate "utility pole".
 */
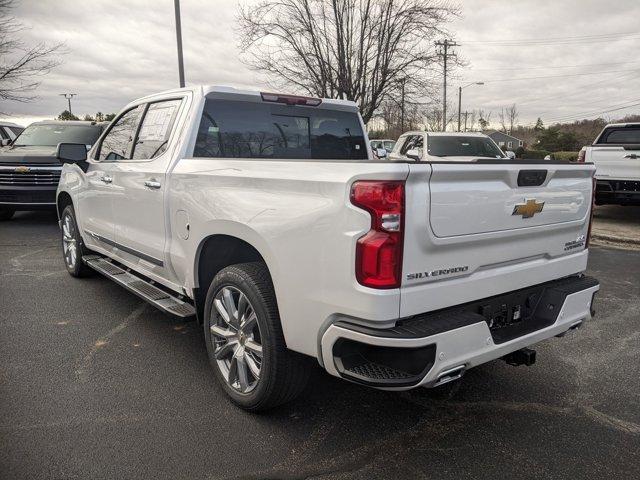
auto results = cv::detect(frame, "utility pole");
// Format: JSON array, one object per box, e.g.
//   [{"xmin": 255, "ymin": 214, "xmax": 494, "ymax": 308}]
[
  {"xmin": 463, "ymin": 111, "xmax": 469, "ymax": 132},
  {"xmin": 174, "ymin": 0, "xmax": 185, "ymax": 88},
  {"xmin": 457, "ymin": 86, "xmax": 462, "ymax": 132},
  {"xmin": 435, "ymin": 39, "xmax": 458, "ymax": 132},
  {"xmin": 59, "ymin": 93, "xmax": 77, "ymax": 115}
]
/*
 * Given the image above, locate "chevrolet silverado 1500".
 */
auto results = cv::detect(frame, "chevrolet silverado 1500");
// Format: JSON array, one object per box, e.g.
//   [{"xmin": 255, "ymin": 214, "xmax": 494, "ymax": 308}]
[
  {"xmin": 581, "ymin": 122, "xmax": 640, "ymax": 206},
  {"xmin": 55, "ymin": 86, "xmax": 599, "ymax": 411}
]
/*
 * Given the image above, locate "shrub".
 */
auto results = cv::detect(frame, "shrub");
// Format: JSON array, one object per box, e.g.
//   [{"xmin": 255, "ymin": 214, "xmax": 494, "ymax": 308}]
[
  {"xmin": 520, "ymin": 149, "xmax": 551, "ymax": 159},
  {"xmin": 552, "ymin": 151, "xmax": 580, "ymax": 162}
]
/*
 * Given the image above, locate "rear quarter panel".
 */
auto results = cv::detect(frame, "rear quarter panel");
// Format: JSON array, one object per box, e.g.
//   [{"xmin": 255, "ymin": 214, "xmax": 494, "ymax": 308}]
[{"xmin": 167, "ymin": 159, "xmax": 409, "ymax": 357}]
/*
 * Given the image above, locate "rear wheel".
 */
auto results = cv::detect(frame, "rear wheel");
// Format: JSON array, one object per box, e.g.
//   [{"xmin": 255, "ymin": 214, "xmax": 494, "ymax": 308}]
[
  {"xmin": 60, "ymin": 205, "xmax": 93, "ymax": 277},
  {"xmin": 0, "ymin": 208, "xmax": 15, "ymax": 221},
  {"xmin": 204, "ymin": 262, "xmax": 309, "ymax": 411}
]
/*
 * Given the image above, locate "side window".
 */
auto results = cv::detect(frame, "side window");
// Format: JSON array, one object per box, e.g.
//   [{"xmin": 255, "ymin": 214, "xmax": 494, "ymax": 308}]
[
  {"xmin": 400, "ymin": 135, "xmax": 423, "ymax": 156},
  {"xmin": 132, "ymin": 99, "xmax": 181, "ymax": 159},
  {"xmin": 97, "ymin": 106, "xmax": 143, "ymax": 161},
  {"xmin": 393, "ymin": 136, "xmax": 407, "ymax": 154}
]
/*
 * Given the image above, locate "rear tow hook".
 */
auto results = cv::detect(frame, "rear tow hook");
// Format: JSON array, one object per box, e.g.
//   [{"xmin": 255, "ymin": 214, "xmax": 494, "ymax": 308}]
[{"xmin": 502, "ymin": 347, "xmax": 536, "ymax": 367}]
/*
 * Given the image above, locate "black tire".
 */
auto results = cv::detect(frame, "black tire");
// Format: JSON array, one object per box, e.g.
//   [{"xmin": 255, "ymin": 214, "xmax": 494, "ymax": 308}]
[
  {"xmin": 0, "ymin": 208, "xmax": 15, "ymax": 221},
  {"xmin": 60, "ymin": 205, "xmax": 94, "ymax": 277},
  {"xmin": 203, "ymin": 262, "xmax": 309, "ymax": 411}
]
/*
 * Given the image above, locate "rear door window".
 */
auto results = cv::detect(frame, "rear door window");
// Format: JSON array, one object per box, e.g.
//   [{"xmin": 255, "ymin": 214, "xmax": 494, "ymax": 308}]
[
  {"xmin": 194, "ymin": 99, "xmax": 367, "ymax": 160},
  {"xmin": 597, "ymin": 127, "xmax": 640, "ymax": 144}
]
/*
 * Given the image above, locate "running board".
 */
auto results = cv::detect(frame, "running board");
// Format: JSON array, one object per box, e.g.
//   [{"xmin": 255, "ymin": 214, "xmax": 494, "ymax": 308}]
[{"xmin": 83, "ymin": 255, "xmax": 196, "ymax": 319}]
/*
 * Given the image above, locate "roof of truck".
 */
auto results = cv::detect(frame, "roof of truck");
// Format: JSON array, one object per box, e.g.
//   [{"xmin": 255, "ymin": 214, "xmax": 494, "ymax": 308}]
[
  {"xmin": 130, "ymin": 85, "xmax": 359, "ymax": 110},
  {"xmin": 400, "ymin": 131, "xmax": 488, "ymax": 137}
]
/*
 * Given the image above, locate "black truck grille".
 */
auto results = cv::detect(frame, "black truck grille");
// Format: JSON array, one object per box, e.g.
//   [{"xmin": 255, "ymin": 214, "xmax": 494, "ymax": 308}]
[{"xmin": 0, "ymin": 170, "xmax": 61, "ymax": 186}]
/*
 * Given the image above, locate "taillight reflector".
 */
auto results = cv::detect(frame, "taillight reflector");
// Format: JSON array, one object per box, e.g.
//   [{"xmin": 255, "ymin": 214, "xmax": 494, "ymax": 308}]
[
  {"xmin": 577, "ymin": 148, "xmax": 587, "ymax": 163},
  {"xmin": 260, "ymin": 92, "xmax": 322, "ymax": 106},
  {"xmin": 350, "ymin": 181, "xmax": 404, "ymax": 289}
]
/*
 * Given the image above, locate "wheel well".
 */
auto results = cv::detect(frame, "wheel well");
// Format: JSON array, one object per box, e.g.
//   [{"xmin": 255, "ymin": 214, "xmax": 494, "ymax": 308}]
[
  {"xmin": 194, "ymin": 235, "xmax": 266, "ymax": 323},
  {"xmin": 57, "ymin": 192, "xmax": 73, "ymax": 219}
]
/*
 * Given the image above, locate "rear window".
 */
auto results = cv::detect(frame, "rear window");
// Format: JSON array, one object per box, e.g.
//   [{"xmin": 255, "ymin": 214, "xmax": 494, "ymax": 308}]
[
  {"xmin": 14, "ymin": 124, "xmax": 102, "ymax": 147},
  {"xmin": 427, "ymin": 135, "xmax": 505, "ymax": 158},
  {"xmin": 194, "ymin": 99, "xmax": 367, "ymax": 160},
  {"xmin": 597, "ymin": 127, "xmax": 640, "ymax": 144}
]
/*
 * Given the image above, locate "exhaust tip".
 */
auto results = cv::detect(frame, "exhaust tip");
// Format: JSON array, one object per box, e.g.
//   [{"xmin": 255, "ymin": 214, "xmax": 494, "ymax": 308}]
[{"xmin": 434, "ymin": 365, "xmax": 466, "ymax": 386}]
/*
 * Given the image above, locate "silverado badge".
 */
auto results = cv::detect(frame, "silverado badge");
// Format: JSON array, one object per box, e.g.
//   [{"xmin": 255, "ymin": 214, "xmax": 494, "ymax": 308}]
[
  {"xmin": 512, "ymin": 199, "xmax": 544, "ymax": 219},
  {"xmin": 14, "ymin": 166, "xmax": 30, "ymax": 173}
]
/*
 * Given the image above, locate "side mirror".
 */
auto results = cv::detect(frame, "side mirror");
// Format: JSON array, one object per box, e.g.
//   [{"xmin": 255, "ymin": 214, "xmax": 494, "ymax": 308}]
[
  {"xmin": 505, "ymin": 150, "xmax": 516, "ymax": 159},
  {"xmin": 57, "ymin": 143, "xmax": 89, "ymax": 172},
  {"xmin": 0, "ymin": 139, "xmax": 10, "ymax": 147},
  {"xmin": 405, "ymin": 148, "xmax": 422, "ymax": 161},
  {"xmin": 376, "ymin": 147, "xmax": 387, "ymax": 159}
]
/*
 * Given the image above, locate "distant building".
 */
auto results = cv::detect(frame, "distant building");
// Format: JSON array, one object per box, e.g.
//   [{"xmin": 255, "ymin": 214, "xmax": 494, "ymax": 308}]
[{"xmin": 486, "ymin": 131, "xmax": 524, "ymax": 150}]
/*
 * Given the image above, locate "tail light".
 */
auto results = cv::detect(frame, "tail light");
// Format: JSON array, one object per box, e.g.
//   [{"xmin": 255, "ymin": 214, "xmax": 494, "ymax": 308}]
[
  {"xmin": 577, "ymin": 147, "xmax": 586, "ymax": 163},
  {"xmin": 350, "ymin": 181, "xmax": 404, "ymax": 289},
  {"xmin": 585, "ymin": 176, "xmax": 596, "ymax": 249}
]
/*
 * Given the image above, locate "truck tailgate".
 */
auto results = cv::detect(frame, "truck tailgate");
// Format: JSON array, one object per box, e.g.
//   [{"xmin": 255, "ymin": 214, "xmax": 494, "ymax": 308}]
[
  {"xmin": 429, "ymin": 163, "xmax": 592, "ymax": 237},
  {"xmin": 400, "ymin": 162, "xmax": 595, "ymax": 318},
  {"xmin": 590, "ymin": 146, "xmax": 640, "ymax": 179}
]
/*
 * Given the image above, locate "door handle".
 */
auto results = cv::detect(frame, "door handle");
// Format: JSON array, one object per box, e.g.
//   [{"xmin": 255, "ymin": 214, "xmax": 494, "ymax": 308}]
[
  {"xmin": 144, "ymin": 180, "xmax": 161, "ymax": 189},
  {"xmin": 623, "ymin": 154, "xmax": 638, "ymax": 159},
  {"xmin": 101, "ymin": 175, "xmax": 112, "ymax": 184}
]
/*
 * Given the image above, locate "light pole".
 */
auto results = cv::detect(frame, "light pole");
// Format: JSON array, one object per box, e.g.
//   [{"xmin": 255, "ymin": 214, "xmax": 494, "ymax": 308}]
[
  {"xmin": 59, "ymin": 93, "xmax": 77, "ymax": 115},
  {"xmin": 457, "ymin": 82, "xmax": 483, "ymax": 132},
  {"xmin": 174, "ymin": 0, "xmax": 185, "ymax": 87}
]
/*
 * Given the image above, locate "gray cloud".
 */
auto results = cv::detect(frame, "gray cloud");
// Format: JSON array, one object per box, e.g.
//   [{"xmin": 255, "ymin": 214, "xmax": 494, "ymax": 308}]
[{"xmin": 3, "ymin": 0, "xmax": 639, "ymax": 127}]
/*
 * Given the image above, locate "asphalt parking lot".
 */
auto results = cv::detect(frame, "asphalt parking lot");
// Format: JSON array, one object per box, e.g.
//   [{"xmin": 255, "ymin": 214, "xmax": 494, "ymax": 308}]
[{"xmin": 1, "ymin": 211, "xmax": 639, "ymax": 480}]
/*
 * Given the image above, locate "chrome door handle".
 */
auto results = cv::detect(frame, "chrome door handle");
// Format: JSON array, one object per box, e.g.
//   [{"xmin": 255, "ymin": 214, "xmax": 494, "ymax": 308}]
[
  {"xmin": 144, "ymin": 180, "xmax": 161, "ymax": 189},
  {"xmin": 623, "ymin": 154, "xmax": 638, "ymax": 159},
  {"xmin": 101, "ymin": 175, "xmax": 112, "ymax": 184}
]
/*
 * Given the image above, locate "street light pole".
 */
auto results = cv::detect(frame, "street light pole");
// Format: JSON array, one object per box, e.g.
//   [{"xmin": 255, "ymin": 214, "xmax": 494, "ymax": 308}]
[
  {"xmin": 457, "ymin": 82, "xmax": 484, "ymax": 132},
  {"xmin": 174, "ymin": 0, "xmax": 185, "ymax": 88},
  {"xmin": 59, "ymin": 93, "xmax": 77, "ymax": 115}
]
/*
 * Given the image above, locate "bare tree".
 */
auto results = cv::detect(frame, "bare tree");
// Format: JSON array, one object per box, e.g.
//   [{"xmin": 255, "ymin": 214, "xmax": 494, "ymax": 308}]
[
  {"xmin": 238, "ymin": 0, "xmax": 459, "ymax": 124},
  {"xmin": 0, "ymin": 0, "xmax": 64, "ymax": 106},
  {"xmin": 505, "ymin": 103, "xmax": 518, "ymax": 134},
  {"xmin": 422, "ymin": 102, "xmax": 455, "ymax": 131},
  {"xmin": 477, "ymin": 108, "xmax": 491, "ymax": 131},
  {"xmin": 498, "ymin": 108, "xmax": 507, "ymax": 133}
]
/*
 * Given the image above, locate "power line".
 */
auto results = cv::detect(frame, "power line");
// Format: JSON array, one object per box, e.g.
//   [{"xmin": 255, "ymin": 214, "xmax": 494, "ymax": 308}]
[
  {"xmin": 522, "ymin": 100, "xmax": 640, "ymax": 126},
  {"xmin": 460, "ymin": 32, "xmax": 640, "ymax": 47},
  {"xmin": 481, "ymin": 68, "xmax": 640, "ymax": 84},
  {"xmin": 468, "ymin": 60, "xmax": 640, "ymax": 72}
]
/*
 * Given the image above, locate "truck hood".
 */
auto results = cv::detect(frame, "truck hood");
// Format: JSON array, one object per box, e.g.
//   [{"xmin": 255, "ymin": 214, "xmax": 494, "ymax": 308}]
[{"xmin": 0, "ymin": 146, "xmax": 59, "ymax": 165}]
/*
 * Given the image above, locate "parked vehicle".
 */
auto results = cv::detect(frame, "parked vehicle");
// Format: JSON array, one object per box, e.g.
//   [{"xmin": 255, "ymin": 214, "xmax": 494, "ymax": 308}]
[
  {"xmin": 389, "ymin": 131, "xmax": 508, "ymax": 161},
  {"xmin": 0, "ymin": 121, "xmax": 24, "ymax": 147},
  {"xmin": 370, "ymin": 139, "xmax": 396, "ymax": 152},
  {"xmin": 0, "ymin": 120, "xmax": 104, "ymax": 220},
  {"xmin": 581, "ymin": 123, "xmax": 640, "ymax": 206},
  {"xmin": 55, "ymin": 86, "xmax": 599, "ymax": 411}
]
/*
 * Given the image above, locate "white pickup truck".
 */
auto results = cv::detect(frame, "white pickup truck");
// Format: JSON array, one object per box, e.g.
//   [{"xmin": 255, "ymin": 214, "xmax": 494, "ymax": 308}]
[
  {"xmin": 55, "ymin": 86, "xmax": 599, "ymax": 411},
  {"xmin": 581, "ymin": 122, "xmax": 640, "ymax": 206}
]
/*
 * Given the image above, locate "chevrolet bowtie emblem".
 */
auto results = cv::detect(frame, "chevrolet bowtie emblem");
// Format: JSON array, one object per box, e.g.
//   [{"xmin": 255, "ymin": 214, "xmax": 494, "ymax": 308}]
[
  {"xmin": 512, "ymin": 199, "xmax": 544, "ymax": 218},
  {"xmin": 14, "ymin": 166, "xmax": 30, "ymax": 173}
]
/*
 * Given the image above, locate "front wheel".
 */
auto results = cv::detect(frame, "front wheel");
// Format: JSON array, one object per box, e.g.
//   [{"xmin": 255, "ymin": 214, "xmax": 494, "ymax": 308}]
[
  {"xmin": 204, "ymin": 262, "xmax": 309, "ymax": 411},
  {"xmin": 60, "ymin": 205, "xmax": 93, "ymax": 277}
]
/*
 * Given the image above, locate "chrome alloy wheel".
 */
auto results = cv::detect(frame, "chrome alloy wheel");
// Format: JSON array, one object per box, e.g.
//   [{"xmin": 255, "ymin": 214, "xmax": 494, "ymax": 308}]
[
  {"xmin": 210, "ymin": 286, "xmax": 263, "ymax": 394},
  {"xmin": 62, "ymin": 213, "xmax": 78, "ymax": 269}
]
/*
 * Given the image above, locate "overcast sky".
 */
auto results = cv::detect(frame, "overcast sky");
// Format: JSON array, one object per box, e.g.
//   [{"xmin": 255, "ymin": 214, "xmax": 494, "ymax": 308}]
[{"xmin": 3, "ymin": 0, "xmax": 640, "ymax": 128}]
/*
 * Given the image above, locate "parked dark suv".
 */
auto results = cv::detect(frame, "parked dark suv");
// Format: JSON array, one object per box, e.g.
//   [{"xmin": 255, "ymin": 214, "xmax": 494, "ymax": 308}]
[{"xmin": 0, "ymin": 120, "xmax": 104, "ymax": 220}]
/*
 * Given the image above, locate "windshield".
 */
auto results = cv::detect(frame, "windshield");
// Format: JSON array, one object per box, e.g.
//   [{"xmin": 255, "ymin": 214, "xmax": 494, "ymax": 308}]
[
  {"xmin": 14, "ymin": 124, "xmax": 102, "ymax": 147},
  {"xmin": 427, "ymin": 135, "xmax": 506, "ymax": 158}
]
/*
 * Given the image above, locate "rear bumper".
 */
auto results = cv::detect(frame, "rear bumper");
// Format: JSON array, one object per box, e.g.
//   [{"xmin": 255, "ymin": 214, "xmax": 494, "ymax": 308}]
[
  {"xmin": 595, "ymin": 179, "xmax": 640, "ymax": 205},
  {"xmin": 320, "ymin": 275, "xmax": 599, "ymax": 390}
]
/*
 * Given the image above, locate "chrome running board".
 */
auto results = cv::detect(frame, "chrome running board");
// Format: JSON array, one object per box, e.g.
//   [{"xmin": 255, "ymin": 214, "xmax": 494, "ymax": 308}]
[{"xmin": 83, "ymin": 255, "xmax": 195, "ymax": 319}]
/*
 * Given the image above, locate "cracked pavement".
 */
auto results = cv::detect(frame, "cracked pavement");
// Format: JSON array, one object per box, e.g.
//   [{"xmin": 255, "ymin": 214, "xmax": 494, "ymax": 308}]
[{"xmin": 1, "ymin": 211, "xmax": 639, "ymax": 480}]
